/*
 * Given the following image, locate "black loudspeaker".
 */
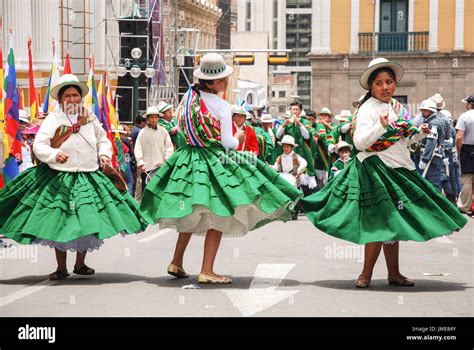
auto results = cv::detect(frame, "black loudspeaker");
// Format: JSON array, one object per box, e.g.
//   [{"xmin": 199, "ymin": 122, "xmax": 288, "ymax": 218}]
[
  {"xmin": 120, "ymin": 36, "xmax": 147, "ymax": 61},
  {"xmin": 118, "ymin": 19, "xmax": 148, "ymax": 35},
  {"xmin": 117, "ymin": 18, "xmax": 151, "ymax": 123},
  {"xmin": 178, "ymin": 56, "xmax": 194, "ymax": 102}
]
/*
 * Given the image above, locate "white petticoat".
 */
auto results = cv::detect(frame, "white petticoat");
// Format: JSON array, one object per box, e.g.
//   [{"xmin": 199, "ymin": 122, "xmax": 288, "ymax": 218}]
[
  {"xmin": 159, "ymin": 203, "xmax": 292, "ymax": 237},
  {"xmin": 33, "ymin": 234, "xmax": 104, "ymax": 252}
]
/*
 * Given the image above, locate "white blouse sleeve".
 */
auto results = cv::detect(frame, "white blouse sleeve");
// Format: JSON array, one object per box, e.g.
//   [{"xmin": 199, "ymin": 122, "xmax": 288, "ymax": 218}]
[
  {"xmin": 219, "ymin": 106, "xmax": 239, "ymax": 150},
  {"xmin": 93, "ymin": 119, "xmax": 112, "ymax": 158},
  {"xmin": 33, "ymin": 115, "xmax": 61, "ymax": 165},
  {"xmin": 353, "ymin": 106, "xmax": 387, "ymax": 151}
]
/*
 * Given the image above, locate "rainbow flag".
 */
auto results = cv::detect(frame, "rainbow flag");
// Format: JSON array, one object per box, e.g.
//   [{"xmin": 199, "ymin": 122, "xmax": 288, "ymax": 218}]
[
  {"xmin": 43, "ymin": 43, "xmax": 60, "ymax": 114},
  {"xmin": 0, "ymin": 22, "xmax": 5, "ymax": 188},
  {"xmin": 106, "ymin": 79, "xmax": 126, "ymax": 176},
  {"xmin": 83, "ymin": 57, "xmax": 100, "ymax": 119},
  {"xmin": 28, "ymin": 37, "xmax": 38, "ymax": 122},
  {"xmin": 3, "ymin": 31, "xmax": 21, "ymax": 182}
]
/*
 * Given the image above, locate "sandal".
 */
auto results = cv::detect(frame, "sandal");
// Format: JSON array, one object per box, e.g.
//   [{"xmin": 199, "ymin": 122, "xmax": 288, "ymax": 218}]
[
  {"xmin": 388, "ymin": 277, "xmax": 415, "ymax": 287},
  {"xmin": 73, "ymin": 264, "xmax": 95, "ymax": 275},
  {"xmin": 49, "ymin": 269, "xmax": 70, "ymax": 281},
  {"xmin": 355, "ymin": 274, "xmax": 370, "ymax": 288}
]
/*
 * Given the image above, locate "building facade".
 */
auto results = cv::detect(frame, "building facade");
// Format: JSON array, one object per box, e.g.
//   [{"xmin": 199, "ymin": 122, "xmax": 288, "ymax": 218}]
[
  {"xmin": 237, "ymin": 0, "xmax": 314, "ymax": 110},
  {"xmin": 309, "ymin": 0, "xmax": 474, "ymax": 117}
]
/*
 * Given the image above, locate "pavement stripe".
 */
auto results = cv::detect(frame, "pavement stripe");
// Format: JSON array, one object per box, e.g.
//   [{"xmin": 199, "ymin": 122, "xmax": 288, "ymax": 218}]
[
  {"xmin": 0, "ymin": 279, "xmax": 55, "ymax": 308},
  {"xmin": 137, "ymin": 228, "xmax": 175, "ymax": 243}
]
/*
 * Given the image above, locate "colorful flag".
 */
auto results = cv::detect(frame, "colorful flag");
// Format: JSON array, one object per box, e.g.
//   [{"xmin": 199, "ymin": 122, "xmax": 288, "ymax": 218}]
[
  {"xmin": 0, "ymin": 19, "xmax": 7, "ymax": 161},
  {"xmin": 3, "ymin": 30, "xmax": 21, "ymax": 182},
  {"xmin": 43, "ymin": 40, "xmax": 61, "ymax": 114},
  {"xmin": 106, "ymin": 79, "xmax": 126, "ymax": 176},
  {"xmin": 83, "ymin": 56, "xmax": 100, "ymax": 119},
  {"xmin": 28, "ymin": 37, "xmax": 38, "ymax": 122}
]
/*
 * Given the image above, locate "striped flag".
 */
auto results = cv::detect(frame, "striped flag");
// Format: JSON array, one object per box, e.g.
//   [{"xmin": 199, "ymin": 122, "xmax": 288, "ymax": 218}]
[
  {"xmin": 106, "ymin": 79, "xmax": 126, "ymax": 176},
  {"xmin": 27, "ymin": 37, "xmax": 38, "ymax": 122},
  {"xmin": 3, "ymin": 30, "xmax": 21, "ymax": 182},
  {"xmin": 83, "ymin": 56, "xmax": 100, "ymax": 119},
  {"xmin": 43, "ymin": 40, "xmax": 61, "ymax": 114}
]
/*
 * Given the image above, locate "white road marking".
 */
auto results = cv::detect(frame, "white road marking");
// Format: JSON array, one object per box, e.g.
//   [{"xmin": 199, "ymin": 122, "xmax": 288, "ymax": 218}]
[
  {"xmin": 137, "ymin": 228, "xmax": 175, "ymax": 243},
  {"xmin": 223, "ymin": 263, "xmax": 299, "ymax": 317},
  {"xmin": 0, "ymin": 279, "xmax": 56, "ymax": 308}
]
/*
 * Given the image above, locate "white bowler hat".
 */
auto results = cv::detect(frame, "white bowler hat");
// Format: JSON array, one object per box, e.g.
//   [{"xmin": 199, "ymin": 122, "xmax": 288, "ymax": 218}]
[
  {"xmin": 419, "ymin": 99, "xmax": 437, "ymax": 113},
  {"xmin": 51, "ymin": 74, "xmax": 89, "ymax": 100},
  {"xmin": 359, "ymin": 57, "xmax": 404, "ymax": 90},
  {"xmin": 335, "ymin": 110, "xmax": 353, "ymax": 122},
  {"xmin": 337, "ymin": 141, "xmax": 353, "ymax": 152},
  {"xmin": 430, "ymin": 93, "xmax": 446, "ymax": 109},
  {"xmin": 278, "ymin": 135, "xmax": 298, "ymax": 147},
  {"xmin": 146, "ymin": 105, "xmax": 160, "ymax": 116},
  {"xmin": 261, "ymin": 113, "xmax": 275, "ymax": 123},
  {"xmin": 194, "ymin": 53, "xmax": 233, "ymax": 80}
]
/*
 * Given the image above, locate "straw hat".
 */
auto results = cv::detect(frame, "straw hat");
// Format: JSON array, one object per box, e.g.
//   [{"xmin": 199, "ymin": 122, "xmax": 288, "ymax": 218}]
[
  {"xmin": 261, "ymin": 114, "xmax": 275, "ymax": 123},
  {"xmin": 337, "ymin": 141, "xmax": 353, "ymax": 152},
  {"xmin": 19, "ymin": 110, "xmax": 30, "ymax": 124},
  {"xmin": 157, "ymin": 101, "xmax": 172, "ymax": 114},
  {"xmin": 335, "ymin": 110, "xmax": 352, "ymax": 122},
  {"xmin": 278, "ymin": 135, "xmax": 298, "ymax": 147},
  {"xmin": 51, "ymin": 74, "xmax": 89, "ymax": 100},
  {"xmin": 430, "ymin": 93, "xmax": 445, "ymax": 109},
  {"xmin": 318, "ymin": 107, "xmax": 333, "ymax": 118},
  {"xmin": 193, "ymin": 53, "xmax": 233, "ymax": 80},
  {"xmin": 111, "ymin": 125, "xmax": 127, "ymax": 134},
  {"xmin": 419, "ymin": 99, "xmax": 437, "ymax": 113},
  {"xmin": 359, "ymin": 58, "xmax": 404, "ymax": 90}
]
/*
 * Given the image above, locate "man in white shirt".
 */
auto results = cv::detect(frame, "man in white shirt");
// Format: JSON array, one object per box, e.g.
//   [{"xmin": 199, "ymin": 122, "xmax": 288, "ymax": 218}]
[
  {"xmin": 134, "ymin": 105, "xmax": 174, "ymax": 194},
  {"xmin": 456, "ymin": 95, "xmax": 474, "ymax": 215}
]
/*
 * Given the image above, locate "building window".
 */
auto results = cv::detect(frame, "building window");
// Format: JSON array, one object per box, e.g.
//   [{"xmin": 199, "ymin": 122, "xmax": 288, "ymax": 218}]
[
  {"xmin": 279, "ymin": 91, "xmax": 286, "ymax": 98},
  {"xmin": 286, "ymin": 0, "xmax": 312, "ymax": 9},
  {"xmin": 286, "ymin": 13, "xmax": 311, "ymax": 67},
  {"xmin": 272, "ymin": 91, "xmax": 276, "ymax": 98},
  {"xmin": 279, "ymin": 105, "xmax": 287, "ymax": 113},
  {"xmin": 246, "ymin": 0, "xmax": 251, "ymax": 31},
  {"xmin": 296, "ymin": 72, "xmax": 311, "ymax": 109},
  {"xmin": 246, "ymin": 93, "xmax": 254, "ymax": 105}
]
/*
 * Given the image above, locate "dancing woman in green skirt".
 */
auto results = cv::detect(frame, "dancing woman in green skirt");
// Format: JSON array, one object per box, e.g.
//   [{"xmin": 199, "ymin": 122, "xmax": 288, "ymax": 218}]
[
  {"xmin": 0, "ymin": 74, "xmax": 148, "ymax": 280},
  {"xmin": 140, "ymin": 54, "xmax": 301, "ymax": 284},
  {"xmin": 302, "ymin": 58, "xmax": 467, "ymax": 288}
]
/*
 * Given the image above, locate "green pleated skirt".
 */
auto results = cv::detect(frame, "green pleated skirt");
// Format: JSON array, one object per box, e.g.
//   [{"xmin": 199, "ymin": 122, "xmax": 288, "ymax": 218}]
[
  {"xmin": 0, "ymin": 165, "xmax": 149, "ymax": 251},
  {"xmin": 139, "ymin": 145, "xmax": 302, "ymax": 236},
  {"xmin": 301, "ymin": 155, "xmax": 467, "ymax": 244}
]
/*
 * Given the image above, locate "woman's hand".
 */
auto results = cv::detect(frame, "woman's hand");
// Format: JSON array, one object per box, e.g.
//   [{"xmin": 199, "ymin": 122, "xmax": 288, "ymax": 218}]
[
  {"xmin": 234, "ymin": 129, "xmax": 245, "ymax": 144},
  {"xmin": 420, "ymin": 123, "xmax": 430, "ymax": 134},
  {"xmin": 55, "ymin": 151, "xmax": 70, "ymax": 164},
  {"xmin": 99, "ymin": 155, "xmax": 111, "ymax": 167},
  {"xmin": 379, "ymin": 110, "xmax": 389, "ymax": 128}
]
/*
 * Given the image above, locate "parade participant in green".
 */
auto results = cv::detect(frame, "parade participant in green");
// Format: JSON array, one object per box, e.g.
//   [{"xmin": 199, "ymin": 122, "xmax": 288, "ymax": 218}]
[
  {"xmin": 328, "ymin": 141, "xmax": 353, "ymax": 181},
  {"xmin": 275, "ymin": 102, "xmax": 318, "ymax": 189},
  {"xmin": 331, "ymin": 110, "xmax": 356, "ymax": 156},
  {"xmin": 0, "ymin": 74, "xmax": 148, "ymax": 281},
  {"xmin": 312, "ymin": 107, "xmax": 337, "ymax": 188},
  {"xmin": 157, "ymin": 100, "xmax": 187, "ymax": 150},
  {"xmin": 253, "ymin": 113, "xmax": 277, "ymax": 164},
  {"xmin": 140, "ymin": 53, "xmax": 301, "ymax": 284},
  {"xmin": 302, "ymin": 58, "xmax": 467, "ymax": 288}
]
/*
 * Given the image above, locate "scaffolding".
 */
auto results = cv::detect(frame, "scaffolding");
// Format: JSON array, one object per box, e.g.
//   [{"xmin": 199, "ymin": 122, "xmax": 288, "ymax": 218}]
[{"xmin": 105, "ymin": 0, "xmax": 177, "ymax": 122}]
